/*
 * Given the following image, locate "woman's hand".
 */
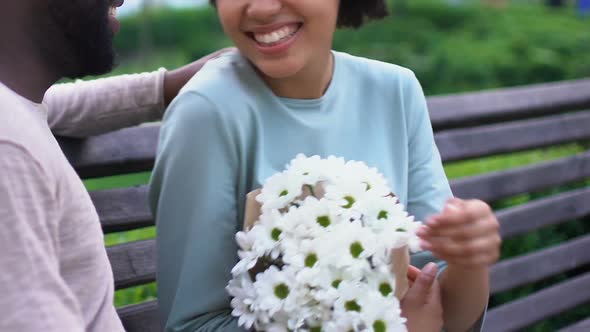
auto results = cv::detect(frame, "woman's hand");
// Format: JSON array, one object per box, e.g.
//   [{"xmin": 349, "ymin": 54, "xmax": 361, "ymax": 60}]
[
  {"xmin": 418, "ymin": 198, "xmax": 501, "ymax": 268},
  {"xmin": 401, "ymin": 263, "xmax": 444, "ymax": 332}
]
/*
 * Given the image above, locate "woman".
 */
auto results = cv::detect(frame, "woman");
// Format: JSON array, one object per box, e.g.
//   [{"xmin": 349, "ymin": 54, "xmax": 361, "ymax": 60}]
[{"xmin": 150, "ymin": 1, "xmax": 501, "ymax": 331}]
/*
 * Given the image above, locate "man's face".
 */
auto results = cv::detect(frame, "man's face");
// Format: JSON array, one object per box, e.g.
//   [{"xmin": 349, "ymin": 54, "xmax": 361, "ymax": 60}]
[{"xmin": 42, "ymin": 0, "xmax": 124, "ymax": 78}]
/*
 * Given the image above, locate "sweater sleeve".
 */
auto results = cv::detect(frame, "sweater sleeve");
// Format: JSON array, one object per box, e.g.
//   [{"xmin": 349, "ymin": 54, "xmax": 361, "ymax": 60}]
[
  {"xmin": 149, "ymin": 92, "xmax": 246, "ymax": 332},
  {"xmin": 44, "ymin": 70, "xmax": 166, "ymax": 137},
  {"xmin": 0, "ymin": 142, "xmax": 85, "ymax": 331},
  {"xmin": 404, "ymin": 72, "xmax": 453, "ymax": 222}
]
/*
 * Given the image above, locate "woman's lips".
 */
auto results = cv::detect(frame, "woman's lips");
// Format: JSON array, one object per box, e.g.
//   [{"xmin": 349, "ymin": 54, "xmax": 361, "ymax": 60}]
[{"xmin": 248, "ymin": 23, "xmax": 303, "ymax": 56}]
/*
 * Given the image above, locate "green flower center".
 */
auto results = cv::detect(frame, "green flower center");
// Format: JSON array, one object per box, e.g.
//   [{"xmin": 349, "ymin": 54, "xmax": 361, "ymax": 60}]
[
  {"xmin": 350, "ymin": 241, "xmax": 364, "ymax": 258},
  {"xmin": 373, "ymin": 320, "xmax": 386, "ymax": 332},
  {"xmin": 310, "ymin": 327, "xmax": 321, "ymax": 332},
  {"xmin": 305, "ymin": 253, "xmax": 318, "ymax": 267},
  {"xmin": 395, "ymin": 228, "xmax": 407, "ymax": 232},
  {"xmin": 274, "ymin": 283, "xmax": 290, "ymax": 299},
  {"xmin": 377, "ymin": 210, "xmax": 388, "ymax": 220},
  {"xmin": 379, "ymin": 282, "xmax": 393, "ymax": 297},
  {"xmin": 345, "ymin": 300, "xmax": 361, "ymax": 312},
  {"xmin": 279, "ymin": 190, "xmax": 289, "ymax": 197},
  {"xmin": 271, "ymin": 228, "xmax": 282, "ymax": 241},
  {"xmin": 332, "ymin": 279, "xmax": 342, "ymax": 288},
  {"xmin": 342, "ymin": 196, "xmax": 355, "ymax": 209},
  {"xmin": 317, "ymin": 215, "xmax": 331, "ymax": 227}
]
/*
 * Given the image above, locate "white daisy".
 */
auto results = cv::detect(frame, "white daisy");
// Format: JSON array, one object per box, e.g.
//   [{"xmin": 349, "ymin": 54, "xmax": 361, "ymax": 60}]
[
  {"xmin": 257, "ymin": 172, "xmax": 305, "ymax": 211},
  {"xmin": 231, "ymin": 249, "xmax": 259, "ymax": 276},
  {"xmin": 359, "ymin": 292, "xmax": 406, "ymax": 332},
  {"xmin": 284, "ymin": 197, "xmax": 343, "ymax": 240},
  {"xmin": 376, "ymin": 214, "xmax": 422, "ymax": 253},
  {"xmin": 355, "ymin": 196, "xmax": 406, "ymax": 229},
  {"xmin": 324, "ymin": 312, "xmax": 362, "ymax": 332},
  {"xmin": 333, "ymin": 281, "xmax": 368, "ymax": 318},
  {"xmin": 366, "ymin": 265, "xmax": 397, "ymax": 298},
  {"xmin": 254, "ymin": 266, "xmax": 298, "ymax": 316},
  {"xmin": 343, "ymin": 160, "xmax": 391, "ymax": 197},
  {"xmin": 282, "ymin": 238, "xmax": 321, "ymax": 269},
  {"xmin": 236, "ymin": 230, "xmax": 256, "ymax": 251},
  {"xmin": 286, "ymin": 154, "xmax": 327, "ymax": 186},
  {"xmin": 318, "ymin": 221, "xmax": 376, "ymax": 274},
  {"xmin": 323, "ymin": 178, "xmax": 369, "ymax": 211},
  {"xmin": 251, "ymin": 210, "xmax": 288, "ymax": 259},
  {"xmin": 226, "ymin": 274, "xmax": 259, "ymax": 329}
]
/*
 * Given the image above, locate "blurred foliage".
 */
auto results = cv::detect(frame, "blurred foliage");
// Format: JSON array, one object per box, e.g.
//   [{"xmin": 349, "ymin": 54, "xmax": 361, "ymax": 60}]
[
  {"xmin": 113, "ymin": 0, "xmax": 590, "ymax": 95},
  {"xmin": 103, "ymin": 0, "xmax": 590, "ymax": 330}
]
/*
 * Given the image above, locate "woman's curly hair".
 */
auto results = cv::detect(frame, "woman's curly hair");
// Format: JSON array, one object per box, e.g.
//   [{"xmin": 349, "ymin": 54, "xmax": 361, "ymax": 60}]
[{"xmin": 208, "ymin": 0, "xmax": 389, "ymax": 29}]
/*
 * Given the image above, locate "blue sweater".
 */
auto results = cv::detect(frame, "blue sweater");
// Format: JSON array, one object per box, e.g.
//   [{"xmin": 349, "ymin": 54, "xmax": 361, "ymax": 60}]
[{"xmin": 150, "ymin": 51, "xmax": 454, "ymax": 331}]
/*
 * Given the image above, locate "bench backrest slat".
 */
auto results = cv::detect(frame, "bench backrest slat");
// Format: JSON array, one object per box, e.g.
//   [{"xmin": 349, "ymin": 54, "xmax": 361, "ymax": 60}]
[
  {"xmin": 435, "ymin": 111, "xmax": 590, "ymax": 162},
  {"xmin": 485, "ymin": 273, "xmax": 590, "ymax": 332},
  {"xmin": 428, "ymin": 78, "xmax": 590, "ymax": 130},
  {"xmin": 490, "ymin": 234, "xmax": 590, "ymax": 294},
  {"xmin": 558, "ymin": 317, "xmax": 590, "ymax": 332},
  {"xmin": 496, "ymin": 188, "xmax": 590, "ymax": 238},
  {"xmin": 451, "ymin": 151, "xmax": 590, "ymax": 203},
  {"xmin": 92, "ymin": 186, "xmax": 153, "ymax": 233},
  {"xmin": 58, "ymin": 126, "xmax": 158, "ymax": 179},
  {"xmin": 117, "ymin": 300, "xmax": 159, "ymax": 332},
  {"xmin": 107, "ymin": 240, "xmax": 156, "ymax": 290}
]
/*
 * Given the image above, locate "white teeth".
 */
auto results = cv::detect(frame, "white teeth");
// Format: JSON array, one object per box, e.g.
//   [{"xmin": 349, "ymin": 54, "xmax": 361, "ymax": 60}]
[
  {"xmin": 254, "ymin": 25, "xmax": 298, "ymax": 45},
  {"xmin": 109, "ymin": 7, "xmax": 117, "ymax": 16}
]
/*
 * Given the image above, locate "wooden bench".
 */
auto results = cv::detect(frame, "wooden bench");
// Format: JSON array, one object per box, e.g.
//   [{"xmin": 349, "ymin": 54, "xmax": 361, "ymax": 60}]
[{"xmin": 58, "ymin": 78, "xmax": 590, "ymax": 332}]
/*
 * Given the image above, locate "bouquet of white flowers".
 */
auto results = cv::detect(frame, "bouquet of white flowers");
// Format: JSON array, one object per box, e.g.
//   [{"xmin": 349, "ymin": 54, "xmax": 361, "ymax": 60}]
[{"xmin": 227, "ymin": 155, "xmax": 422, "ymax": 332}]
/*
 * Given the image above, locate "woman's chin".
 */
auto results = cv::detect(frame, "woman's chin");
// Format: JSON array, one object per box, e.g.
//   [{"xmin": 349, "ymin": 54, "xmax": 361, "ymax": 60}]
[{"xmin": 254, "ymin": 61, "xmax": 303, "ymax": 80}]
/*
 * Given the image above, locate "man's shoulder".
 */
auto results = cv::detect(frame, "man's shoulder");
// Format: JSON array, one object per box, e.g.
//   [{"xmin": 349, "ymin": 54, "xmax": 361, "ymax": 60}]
[
  {"xmin": 0, "ymin": 85, "xmax": 42, "ymax": 144},
  {"xmin": 0, "ymin": 84, "xmax": 62, "ymax": 177}
]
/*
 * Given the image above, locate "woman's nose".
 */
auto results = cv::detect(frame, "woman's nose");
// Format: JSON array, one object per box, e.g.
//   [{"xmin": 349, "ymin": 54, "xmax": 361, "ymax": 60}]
[{"xmin": 246, "ymin": 0, "xmax": 282, "ymax": 23}]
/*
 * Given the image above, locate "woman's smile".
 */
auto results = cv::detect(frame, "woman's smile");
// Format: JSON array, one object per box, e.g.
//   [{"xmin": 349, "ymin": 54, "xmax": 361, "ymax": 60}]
[{"xmin": 246, "ymin": 22, "xmax": 303, "ymax": 56}]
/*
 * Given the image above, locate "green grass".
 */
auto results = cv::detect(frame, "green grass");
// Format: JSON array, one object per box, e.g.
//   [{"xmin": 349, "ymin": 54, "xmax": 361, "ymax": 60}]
[
  {"xmin": 444, "ymin": 143, "xmax": 584, "ymax": 180},
  {"xmin": 84, "ymin": 172, "xmax": 151, "ymax": 191}
]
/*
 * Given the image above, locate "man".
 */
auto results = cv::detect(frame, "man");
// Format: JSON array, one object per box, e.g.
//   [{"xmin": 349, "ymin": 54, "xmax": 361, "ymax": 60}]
[{"xmin": 0, "ymin": 0, "xmax": 225, "ymax": 330}]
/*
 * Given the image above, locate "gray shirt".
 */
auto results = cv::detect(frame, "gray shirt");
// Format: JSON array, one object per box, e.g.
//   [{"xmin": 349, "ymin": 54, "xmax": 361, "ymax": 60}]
[{"xmin": 0, "ymin": 70, "xmax": 165, "ymax": 331}]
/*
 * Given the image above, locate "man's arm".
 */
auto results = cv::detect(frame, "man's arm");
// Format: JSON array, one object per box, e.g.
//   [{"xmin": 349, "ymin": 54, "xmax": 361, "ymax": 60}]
[
  {"xmin": 44, "ymin": 49, "xmax": 233, "ymax": 138},
  {"xmin": 0, "ymin": 143, "xmax": 85, "ymax": 331},
  {"xmin": 44, "ymin": 70, "xmax": 166, "ymax": 137}
]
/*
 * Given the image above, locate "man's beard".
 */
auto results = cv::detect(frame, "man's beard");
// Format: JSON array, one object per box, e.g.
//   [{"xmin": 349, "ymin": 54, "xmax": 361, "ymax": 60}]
[{"xmin": 40, "ymin": 0, "xmax": 115, "ymax": 79}]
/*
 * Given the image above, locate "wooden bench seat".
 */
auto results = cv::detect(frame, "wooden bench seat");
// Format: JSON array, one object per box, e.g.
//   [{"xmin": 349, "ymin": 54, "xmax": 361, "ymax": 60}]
[{"xmin": 59, "ymin": 78, "xmax": 590, "ymax": 332}]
